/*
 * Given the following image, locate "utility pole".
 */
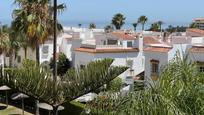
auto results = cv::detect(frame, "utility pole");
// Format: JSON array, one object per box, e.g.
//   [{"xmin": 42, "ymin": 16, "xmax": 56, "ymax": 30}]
[{"xmin": 53, "ymin": 0, "xmax": 58, "ymax": 114}]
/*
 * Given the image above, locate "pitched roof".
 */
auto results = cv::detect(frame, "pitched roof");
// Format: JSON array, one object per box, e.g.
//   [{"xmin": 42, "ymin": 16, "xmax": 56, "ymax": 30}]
[
  {"xmin": 75, "ymin": 47, "xmax": 139, "ymax": 53},
  {"xmin": 110, "ymin": 32, "xmax": 136, "ymax": 40},
  {"xmin": 189, "ymin": 46, "xmax": 204, "ymax": 53},
  {"xmin": 187, "ymin": 29, "xmax": 204, "ymax": 36},
  {"xmin": 144, "ymin": 46, "xmax": 172, "ymax": 53},
  {"xmin": 143, "ymin": 36, "xmax": 161, "ymax": 45}
]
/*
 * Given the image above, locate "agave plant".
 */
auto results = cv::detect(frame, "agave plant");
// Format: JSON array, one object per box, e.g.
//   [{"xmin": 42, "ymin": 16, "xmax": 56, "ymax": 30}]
[{"xmin": 0, "ymin": 58, "xmax": 127, "ymax": 114}]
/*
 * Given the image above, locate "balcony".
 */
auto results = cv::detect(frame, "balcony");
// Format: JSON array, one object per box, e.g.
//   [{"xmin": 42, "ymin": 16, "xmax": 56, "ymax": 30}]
[{"xmin": 96, "ymin": 45, "xmax": 123, "ymax": 49}]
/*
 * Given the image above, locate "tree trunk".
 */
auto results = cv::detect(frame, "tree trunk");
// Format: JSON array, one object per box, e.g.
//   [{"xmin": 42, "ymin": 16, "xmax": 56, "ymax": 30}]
[
  {"xmin": 35, "ymin": 100, "xmax": 39, "ymax": 115},
  {"xmin": 24, "ymin": 47, "xmax": 27, "ymax": 59},
  {"xmin": 35, "ymin": 41, "xmax": 40, "ymax": 64},
  {"xmin": 142, "ymin": 24, "xmax": 144, "ymax": 31},
  {"xmin": 52, "ymin": 106, "xmax": 58, "ymax": 115},
  {"xmin": 9, "ymin": 50, "xmax": 13, "ymax": 67}
]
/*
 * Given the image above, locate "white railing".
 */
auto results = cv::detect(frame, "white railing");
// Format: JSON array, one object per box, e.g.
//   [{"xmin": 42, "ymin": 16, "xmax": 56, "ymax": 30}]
[{"xmin": 96, "ymin": 45, "xmax": 123, "ymax": 49}]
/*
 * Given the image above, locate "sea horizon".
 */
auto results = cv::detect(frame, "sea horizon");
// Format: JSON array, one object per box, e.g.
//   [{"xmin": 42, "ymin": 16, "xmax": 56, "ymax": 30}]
[{"xmin": 0, "ymin": 19, "xmax": 190, "ymax": 30}]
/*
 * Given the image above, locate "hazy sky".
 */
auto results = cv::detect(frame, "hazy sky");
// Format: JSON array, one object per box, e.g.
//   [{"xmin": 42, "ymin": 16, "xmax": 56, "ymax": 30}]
[{"xmin": 0, "ymin": 0, "xmax": 204, "ymax": 25}]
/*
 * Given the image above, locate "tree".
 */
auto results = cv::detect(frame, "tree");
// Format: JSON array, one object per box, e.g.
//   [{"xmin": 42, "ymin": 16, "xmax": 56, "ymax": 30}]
[
  {"xmin": 157, "ymin": 21, "xmax": 163, "ymax": 32},
  {"xmin": 89, "ymin": 23, "xmax": 96, "ymax": 29},
  {"xmin": 111, "ymin": 13, "xmax": 126, "ymax": 30},
  {"xmin": 12, "ymin": 0, "xmax": 65, "ymax": 64},
  {"xmin": 104, "ymin": 25, "xmax": 114, "ymax": 33},
  {"xmin": 132, "ymin": 22, "xmax": 138, "ymax": 31},
  {"xmin": 138, "ymin": 15, "xmax": 148, "ymax": 31},
  {"xmin": 189, "ymin": 22, "xmax": 199, "ymax": 28},
  {"xmin": 87, "ymin": 54, "xmax": 204, "ymax": 115},
  {"xmin": 78, "ymin": 23, "xmax": 82, "ymax": 28},
  {"xmin": 149, "ymin": 22, "xmax": 160, "ymax": 32},
  {"xmin": 0, "ymin": 25, "xmax": 20, "ymax": 67},
  {"xmin": 0, "ymin": 25, "xmax": 9, "ymax": 55},
  {"xmin": 0, "ymin": 59, "xmax": 127, "ymax": 114},
  {"xmin": 49, "ymin": 53, "xmax": 71, "ymax": 76}
]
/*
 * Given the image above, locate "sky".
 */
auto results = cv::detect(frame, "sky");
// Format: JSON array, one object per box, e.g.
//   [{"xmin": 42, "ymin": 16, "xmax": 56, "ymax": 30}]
[{"xmin": 0, "ymin": 0, "xmax": 204, "ymax": 27}]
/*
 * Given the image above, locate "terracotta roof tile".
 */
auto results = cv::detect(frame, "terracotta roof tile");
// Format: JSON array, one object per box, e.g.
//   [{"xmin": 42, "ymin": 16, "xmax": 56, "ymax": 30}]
[
  {"xmin": 187, "ymin": 29, "xmax": 204, "ymax": 36},
  {"xmin": 144, "ymin": 46, "xmax": 172, "ymax": 53},
  {"xmin": 189, "ymin": 46, "xmax": 204, "ymax": 53},
  {"xmin": 75, "ymin": 47, "xmax": 139, "ymax": 53},
  {"xmin": 110, "ymin": 32, "xmax": 136, "ymax": 40},
  {"xmin": 143, "ymin": 36, "xmax": 161, "ymax": 45}
]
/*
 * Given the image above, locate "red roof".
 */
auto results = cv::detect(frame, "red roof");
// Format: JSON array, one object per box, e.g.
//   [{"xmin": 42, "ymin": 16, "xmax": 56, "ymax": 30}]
[
  {"xmin": 144, "ymin": 46, "xmax": 172, "ymax": 53},
  {"xmin": 110, "ymin": 32, "xmax": 136, "ymax": 40},
  {"xmin": 143, "ymin": 36, "xmax": 161, "ymax": 45},
  {"xmin": 75, "ymin": 47, "xmax": 139, "ymax": 53},
  {"xmin": 189, "ymin": 46, "xmax": 204, "ymax": 53},
  {"xmin": 187, "ymin": 29, "xmax": 204, "ymax": 36}
]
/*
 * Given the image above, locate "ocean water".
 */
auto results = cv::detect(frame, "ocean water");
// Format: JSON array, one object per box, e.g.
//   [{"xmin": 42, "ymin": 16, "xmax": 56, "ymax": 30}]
[
  {"xmin": 1, "ymin": 19, "xmax": 190, "ymax": 30},
  {"xmin": 60, "ymin": 20, "xmax": 190, "ymax": 30}
]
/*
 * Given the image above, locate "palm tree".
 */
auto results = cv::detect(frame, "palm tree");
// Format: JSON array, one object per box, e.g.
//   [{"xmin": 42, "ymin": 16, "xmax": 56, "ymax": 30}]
[
  {"xmin": 12, "ymin": 0, "xmax": 65, "ymax": 64},
  {"xmin": 132, "ymin": 22, "xmax": 138, "ymax": 31},
  {"xmin": 0, "ymin": 25, "xmax": 9, "ymax": 55},
  {"xmin": 157, "ymin": 21, "xmax": 163, "ymax": 32},
  {"xmin": 111, "ymin": 13, "xmax": 126, "ymax": 30},
  {"xmin": 89, "ymin": 23, "xmax": 96, "ymax": 29},
  {"xmin": 138, "ymin": 15, "xmax": 148, "ymax": 31},
  {"xmin": 149, "ymin": 22, "xmax": 160, "ymax": 32},
  {"xmin": 78, "ymin": 23, "xmax": 82, "ymax": 28},
  {"xmin": 104, "ymin": 25, "xmax": 114, "ymax": 33}
]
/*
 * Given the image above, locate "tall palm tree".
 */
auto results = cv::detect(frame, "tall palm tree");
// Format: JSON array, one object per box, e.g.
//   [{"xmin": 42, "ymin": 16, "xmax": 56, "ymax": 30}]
[
  {"xmin": 111, "ymin": 13, "xmax": 126, "ymax": 30},
  {"xmin": 132, "ymin": 22, "xmax": 138, "ymax": 31},
  {"xmin": 138, "ymin": 15, "xmax": 148, "ymax": 31},
  {"xmin": 0, "ymin": 25, "xmax": 9, "ymax": 55},
  {"xmin": 157, "ymin": 21, "xmax": 163, "ymax": 32},
  {"xmin": 12, "ymin": 0, "xmax": 65, "ymax": 64}
]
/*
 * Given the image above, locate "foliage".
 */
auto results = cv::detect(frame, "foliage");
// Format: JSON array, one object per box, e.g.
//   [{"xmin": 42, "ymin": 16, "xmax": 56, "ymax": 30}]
[
  {"xmin": 189, "ymin": 22, "xmax": 199, "ymax": 29},
  {"xmin": 104, "ymin": 25, "xmax": 114, "ymax": 33},
  {"xmin": 165, "ymin": 25, "xmax": 187, "ymax": 33},
  {"xmin": 132, "ymin": 22, "xmax": 138, "ymax": 31},
  {"xmin": 49, "ymin": 53, "xmax": 71, "ymax": 76},
  {"xmin": 87, "ymin": 54, "xmax": 204, "ymax": 115},
  {"xmin": 111, "ymin": 13, "xmax": 126, "ymax": 30},
  {"xmin": 89, "ymin": 23, "xmax": 96, "ymax": 29},
  {"xmin": 149, "ymin": 22, "xmax": 160, "ymax": 32},
  {"xmin": 12, "ymin": 0, "xmax": 65, "ymax": 63},
  {"xmin": 106, "ymin": 77, "xmax": 122, "ymax": 92},
  {"xmin": 0, "ymin": 59, "xmax": 127, "ymax": 107},
  {"xmin": 138, "ymin": 15, "xmax": 148, "ymax": 31}
]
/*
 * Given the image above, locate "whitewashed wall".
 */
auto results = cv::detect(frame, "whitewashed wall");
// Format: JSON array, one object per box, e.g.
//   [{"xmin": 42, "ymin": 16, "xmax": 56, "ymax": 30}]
[
  {"xmin": 144, "ymin": 51, "xmax": 168, "ymax": 82},
  {"xmin": 74, "ymin": 51, "xmax": 144, "ymax": 82}
]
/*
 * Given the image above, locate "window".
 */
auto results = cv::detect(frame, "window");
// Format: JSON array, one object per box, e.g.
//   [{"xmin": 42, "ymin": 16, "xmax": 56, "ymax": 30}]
[
  {"xmin": 107, "ymin": 39, "xmax": 117, "ymax": 45},
  {"xmin": 42, "ymin": 46, "xmax": 49, "ymax": 54},
  {"xmin": 197, "ymin": 61, "xmax": 204, "ymax": 72},
  {"xmin": 150, "ymin": 60, "xmax": 159, "ymax": 74},
  {"xmin": 80, "ymin": 65, "xmax": 85, "ymax": 69},
  {"xmin": 17, "ymin": 56, "xmax": 21, "ymax": 63},
  {"xmin": 127, "ymin": 41, "xmax": 133, "ymax": 47},
  {"xmin": 199, "ymin": 66, "xmax": 204, "ymax": 72},
  {"xmin": 151, "ymin": 63, "xmax": 159, "ymax": 73}
]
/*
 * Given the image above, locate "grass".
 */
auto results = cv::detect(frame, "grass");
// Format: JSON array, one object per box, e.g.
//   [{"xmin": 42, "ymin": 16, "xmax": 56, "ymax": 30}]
[{"xmin": 60, "ymin": 101, "xmax": 85, "ymax": 115}]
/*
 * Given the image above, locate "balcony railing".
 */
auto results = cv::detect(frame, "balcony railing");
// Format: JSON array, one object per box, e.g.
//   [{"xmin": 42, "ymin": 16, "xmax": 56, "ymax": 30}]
[{"xmin": 96, "ymin": 45, "xmax": 123, "ymax": 49}]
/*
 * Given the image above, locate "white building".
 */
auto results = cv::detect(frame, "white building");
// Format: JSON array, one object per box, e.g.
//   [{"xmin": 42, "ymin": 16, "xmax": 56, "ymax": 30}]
[
  {"xmin": 74, "ymin": 32, "xmax": 144, "ymax": 84},
  {"xmin": 144, "ymin": 43, "xmax": 189, "ymax": 82}
]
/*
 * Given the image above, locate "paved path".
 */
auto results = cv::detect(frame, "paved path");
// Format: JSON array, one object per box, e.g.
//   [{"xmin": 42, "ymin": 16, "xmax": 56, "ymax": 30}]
[{"xmin": 0, "ymin": 103, "xmax": 33, "ymax": 115}]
